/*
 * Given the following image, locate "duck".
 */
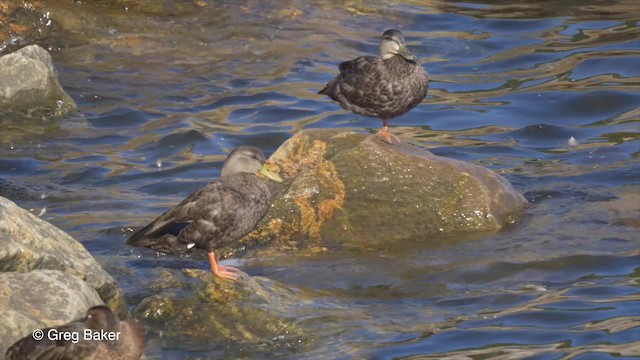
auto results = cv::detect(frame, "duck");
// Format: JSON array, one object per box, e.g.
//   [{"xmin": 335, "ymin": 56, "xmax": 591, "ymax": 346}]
[
  {"xmin": 5, "ymin": 305, "xmax": 145, "ymax": 360},
  {"xmin": 126, "ymin": 145, "xmax": 283, "ymax": 280},
  {"xmin": 318, "ymin": 29, "xmax": 429, "ymax": 144}
]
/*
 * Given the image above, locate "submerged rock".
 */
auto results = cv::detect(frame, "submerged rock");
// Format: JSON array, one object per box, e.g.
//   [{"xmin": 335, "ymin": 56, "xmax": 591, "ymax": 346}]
[
  {"xmin": 233, "ymin": 129, "xmax": 528, "ymax": 253},
  {"xmin": 0, "ymin": 45, "xmax": 76, "ymax": 117},
  {"xmin": 0, "ymin": 196, "xmax": 123, "ymax": 311},
  {"xmin": 135, "ymin": 268, "xmax": 307, "ymax": 349},
  {"xmin": 0, "ymin": 269, "xmax": 104, "ymax": 357}
]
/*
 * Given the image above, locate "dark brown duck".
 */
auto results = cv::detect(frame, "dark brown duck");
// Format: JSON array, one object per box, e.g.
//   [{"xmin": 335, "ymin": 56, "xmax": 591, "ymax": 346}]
[
  {"xmin": 126, "ymin": 146, "xmax": 283, "ymax": 280},
  {"xmin": 5, "ymin": 305, "xmax": 145, "ymax": 360},
  {"xmin": 318, "ymin": 29, "xmax": 429, "ymax": 144}
]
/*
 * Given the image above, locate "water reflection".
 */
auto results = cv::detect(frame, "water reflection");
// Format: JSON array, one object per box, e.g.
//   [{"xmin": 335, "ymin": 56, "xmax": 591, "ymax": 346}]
[{"xmin": 0, "ymin": 0, "xmax": 639, "ymax": 359}]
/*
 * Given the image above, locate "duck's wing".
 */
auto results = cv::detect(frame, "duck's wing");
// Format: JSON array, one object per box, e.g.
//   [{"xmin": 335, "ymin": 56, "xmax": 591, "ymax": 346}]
[
  {"xmin": 321, "ymin": 56, "xmax": 390, "ymax": 116},
  {"xmin": 338, "ymin": 56, "xmax": 380, "ymax": 78},
  {"xmin": 175, "ymin": 191, "xmax": 242, "ymax": 251},
  {"xmin": 318, "ymin": 56, "xmax": 380, "ymax": 96},
  {"xmin": 126, "ymin": 181, "xmax": 224, "ymax": 253}
]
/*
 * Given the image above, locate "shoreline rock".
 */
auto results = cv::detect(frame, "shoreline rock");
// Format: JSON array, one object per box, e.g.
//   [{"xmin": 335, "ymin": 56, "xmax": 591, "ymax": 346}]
[
  {"xmin": 0, "ymin": 196, "xmax": 123, "ymax": 310},
  {"xmin": 0, "ymin": 195, "xmax": 127, "ymax": 359},
  {"xmin": 0, "ymin": 270, "xmax": 104, "ymax": 357}
]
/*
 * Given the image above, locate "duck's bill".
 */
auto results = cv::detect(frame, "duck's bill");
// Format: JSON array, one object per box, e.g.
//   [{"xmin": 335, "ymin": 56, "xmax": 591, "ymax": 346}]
[
  {"xmin": 398, "ymin": 47, "xmax": 417, "ymax": 62},
  {"xmin": 259, "ymin": 164, "xmax": 283, "ymax": 183}
]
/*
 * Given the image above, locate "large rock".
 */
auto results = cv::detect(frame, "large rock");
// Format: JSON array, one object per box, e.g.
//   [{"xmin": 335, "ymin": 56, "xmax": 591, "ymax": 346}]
[
  {"xmin": 232, "ymin": 129, "xmax": 528, "ymax": 254},
  {"xmin": 0, "ymin": 196, "xmax": 123, "ymax": 311},
  {"xmin": 0, "ymin": 270, "xmax": 104, "ymax": 358},
  {"xmin": 0, "ymin": 45, "xmax": 76, "ymax": 117}
]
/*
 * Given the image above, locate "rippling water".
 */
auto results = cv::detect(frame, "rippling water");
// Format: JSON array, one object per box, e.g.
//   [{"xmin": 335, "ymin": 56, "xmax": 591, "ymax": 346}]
[{"xmin": 1, "ymin": 0, "xmax": 639, "ymax": 359}]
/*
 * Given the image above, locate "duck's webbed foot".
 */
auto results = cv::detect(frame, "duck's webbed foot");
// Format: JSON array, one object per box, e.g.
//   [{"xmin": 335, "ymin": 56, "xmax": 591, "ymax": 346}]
[
  {"xmin": 377, "ymin": 125, "xmax": 401, "ymax": 144},
  {"xmin": 208, "ymin": 252, "xmax": 240, "ymax": 280}
]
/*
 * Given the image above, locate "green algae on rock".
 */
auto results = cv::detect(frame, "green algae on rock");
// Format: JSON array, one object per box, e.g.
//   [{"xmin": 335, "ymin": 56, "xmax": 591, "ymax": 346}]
[
  {"xmin": 135, "ymin": 268, "xmax": 307, "ymax": 348},
  {"xmin": 232, "ymin": 129, "xmax": 528, "ymax": 254}
]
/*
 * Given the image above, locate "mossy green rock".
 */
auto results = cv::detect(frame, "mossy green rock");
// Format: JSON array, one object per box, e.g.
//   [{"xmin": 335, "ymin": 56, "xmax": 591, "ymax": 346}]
[
  {"xmin": 236, "ymin": 129, "xmax": 528, "ymax": 253},
  {"xmin": 135, "ymin": 269, "xmax": 307, "ymax": 348}
]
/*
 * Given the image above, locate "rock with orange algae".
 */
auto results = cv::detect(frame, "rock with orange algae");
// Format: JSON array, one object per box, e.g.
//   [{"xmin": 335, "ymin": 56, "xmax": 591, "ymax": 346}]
[
  {"xmin": 226, "ymin": 129, "xmax": 528, "ymax": 255},
  {"xmin": 0, "ymin": 1, "xmax": 55, "ymax": 56}
]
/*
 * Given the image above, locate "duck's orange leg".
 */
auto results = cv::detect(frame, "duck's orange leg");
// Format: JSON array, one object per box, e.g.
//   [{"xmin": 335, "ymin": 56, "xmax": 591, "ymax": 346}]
[
  {"xmin": 377, "ymin": 119, "xmax": 401, "ymax": 144},
  {"xmin": 208, "ymin": 252, "xmax": 240, "ymax": 280}
]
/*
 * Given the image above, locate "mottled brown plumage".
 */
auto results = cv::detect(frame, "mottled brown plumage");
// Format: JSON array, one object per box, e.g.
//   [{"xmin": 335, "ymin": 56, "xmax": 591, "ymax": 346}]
[
  {"xmin": 5, "ymin": 306, "xmax": 145, "ymax": 360},
  {"xmin": 126, "ymin": 146, "xmax": 282, "ymax": 280},
  {"xmin": 319, "ymin": 29, "xmax": 429, "ymax": 143}
]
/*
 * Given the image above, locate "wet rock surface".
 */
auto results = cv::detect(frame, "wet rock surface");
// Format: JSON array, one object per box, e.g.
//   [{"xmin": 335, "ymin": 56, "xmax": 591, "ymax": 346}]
[
  {"xmin": 0, "ymin": 45, "xmax": 76, "ymax": 117},
  {"xmin": 0, "ymin": 196, "xmax": 123, "ymax": 311},
  {"xmin": 134, "ymin": 268, "xmax": 308, "ymax": 350},
  {"xmin": 234, "ymin": 129, "xmax": 528, "ymax": 254}
]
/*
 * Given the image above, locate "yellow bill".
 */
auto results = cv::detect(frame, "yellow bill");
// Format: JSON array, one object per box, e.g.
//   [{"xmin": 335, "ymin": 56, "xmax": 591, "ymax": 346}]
[{"xmin": 259, "ymin": 164, "xmax": 283, "ymax": 183}]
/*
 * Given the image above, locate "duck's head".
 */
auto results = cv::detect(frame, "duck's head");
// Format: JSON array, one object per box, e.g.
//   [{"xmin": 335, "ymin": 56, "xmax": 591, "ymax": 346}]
[
  {"xmin": 84, "ymin": 305, "xmax": 119, "ymax": 332},
  {"xmin": 380, "ymin": 29, "xmax": 416, "ymax": 62},
  {"xmin": 221, "ymin": 146, "xmax": 283, "ymax": 183}
]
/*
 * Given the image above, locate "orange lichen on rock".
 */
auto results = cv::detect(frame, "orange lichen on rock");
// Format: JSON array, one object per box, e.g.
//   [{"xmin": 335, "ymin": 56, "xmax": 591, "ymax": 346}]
[
  {"xmin": 268, "ymin": 135, "xmax": 327, "ymax": 177},
  {"xmin": 293, "ymin": 193, "xmax": 316, "ymax": 237},
  {"xmin": 237, "ymin": 134, "xmax": 347, "ymax": 252},
  {"xmin": 316, "ymin": 160, "xmax": 345, "ymax": 225},
  {"xmin": 290, "ymin": 160, "xmax": 345, "ymax": 240},
  {"xmin": 246, "ymin": 218, "xmax": 284, "ymax": 242}
]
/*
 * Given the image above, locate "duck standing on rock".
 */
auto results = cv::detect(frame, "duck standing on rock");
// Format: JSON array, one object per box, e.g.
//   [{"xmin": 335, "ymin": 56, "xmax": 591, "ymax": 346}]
[
  {"xmin": 5, "ymin": 305, "xmax": 145, "ymax": 360},
  {"xmin": 126, "ymin": 146, "xmax": 283, "ymax": 280},
  {"xmin": 318, "ymin": 29, "xmax": 429, "ymax": 144}
]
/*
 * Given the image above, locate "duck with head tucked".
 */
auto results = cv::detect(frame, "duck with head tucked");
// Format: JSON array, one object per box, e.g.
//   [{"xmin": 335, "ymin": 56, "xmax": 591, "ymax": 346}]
[
  {"xmin": 5, "ymin": 305, "xmax": 145, "ymax": 360},
  {"xmin": 126, "ymin": 146, "xmax": 283, "ymax": 280},
  {"xmin": 318, "ymin": 29, "xmax": 429, "ymax": 144}
]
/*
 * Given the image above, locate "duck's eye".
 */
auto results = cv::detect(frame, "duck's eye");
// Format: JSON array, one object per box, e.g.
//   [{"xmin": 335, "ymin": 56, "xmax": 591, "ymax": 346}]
[{"xmin": 251, "ymin": 154, "xmax": 258, "ymax": 160}]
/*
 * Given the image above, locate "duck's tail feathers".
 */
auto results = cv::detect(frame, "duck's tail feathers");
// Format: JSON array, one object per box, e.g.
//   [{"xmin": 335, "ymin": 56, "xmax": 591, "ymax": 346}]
[
  {"xmin": 126, "ymin": 223, "xmax": 191, "ymax": 254},
  {"xmin": 318, "ymin": 78, "xmax": 337, "ymax": 95}
]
